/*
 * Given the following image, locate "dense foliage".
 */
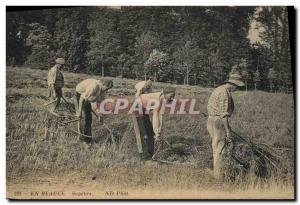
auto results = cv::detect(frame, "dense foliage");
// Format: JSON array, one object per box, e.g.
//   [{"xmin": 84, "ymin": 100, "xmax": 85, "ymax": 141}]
[{"xmin": 6, "ymin": 6, "xmax": 293, "ymax": 91}]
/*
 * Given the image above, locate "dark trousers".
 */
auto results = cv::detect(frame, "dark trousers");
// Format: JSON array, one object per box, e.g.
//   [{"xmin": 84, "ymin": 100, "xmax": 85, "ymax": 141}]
[
  {"xmin": 133, "ymin": 115, "xmax": 155, "ymax": 159},
  {"xmin": 75, "ymin": 92, "xmax": 92, "ymax": 140}
]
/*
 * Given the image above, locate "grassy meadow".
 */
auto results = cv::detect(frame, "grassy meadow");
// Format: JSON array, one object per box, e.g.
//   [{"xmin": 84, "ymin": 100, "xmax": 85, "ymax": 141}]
[{"xmin": 6, "ymin": 66, "xmax": 294, "ymax": 199}]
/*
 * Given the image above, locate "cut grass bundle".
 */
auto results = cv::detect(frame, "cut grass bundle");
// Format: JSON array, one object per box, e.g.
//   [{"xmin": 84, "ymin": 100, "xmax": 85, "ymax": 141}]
[{"xmin": 229, "ymin": 130, "xmax": 283, "ymax": 180}]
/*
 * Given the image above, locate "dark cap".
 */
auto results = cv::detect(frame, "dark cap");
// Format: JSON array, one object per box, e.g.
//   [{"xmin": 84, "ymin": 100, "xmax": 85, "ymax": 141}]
[{"xmin": 102, "ymin": 79, "xmax": 113, "ymax": 89}]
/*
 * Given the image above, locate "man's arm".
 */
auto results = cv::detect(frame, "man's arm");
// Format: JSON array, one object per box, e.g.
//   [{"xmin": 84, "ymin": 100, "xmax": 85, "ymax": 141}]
[
  {"xmin": 219, "ymin": 89, "xmax": 232, "ymax": 139},
  {"xmin": 152, "ymin": 110, "xmax": 162, "ymax": 140},
  {"xmin": 94, "ymin": 90, "xmax": 105, "ymax": 124},
  {"xmin": 76, "ymin": 97, "xmax": 84, "ymax": 118},
  {"xmin": 221, "ymin": 116, "xmax": 231, "ymax": 139},
  {"xmin": 47, "ymin": 67, "xmax": 57, "ymax": 87}
]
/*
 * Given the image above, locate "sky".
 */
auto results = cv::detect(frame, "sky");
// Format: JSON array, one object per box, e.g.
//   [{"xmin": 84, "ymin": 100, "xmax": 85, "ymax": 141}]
[{"xmin": 247, "ymin": 7, "xmax": 265, "ymax": 45}]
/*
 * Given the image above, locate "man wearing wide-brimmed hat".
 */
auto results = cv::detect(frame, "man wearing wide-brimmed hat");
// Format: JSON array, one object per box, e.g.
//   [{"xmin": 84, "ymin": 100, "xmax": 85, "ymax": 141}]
[
  {"xmin": 207, "ymin": 72, "xmax": 245, "ymax": 179},
  {"xmin": 47, "ymin": 58, "xmax": 65, "ymax": 112}
]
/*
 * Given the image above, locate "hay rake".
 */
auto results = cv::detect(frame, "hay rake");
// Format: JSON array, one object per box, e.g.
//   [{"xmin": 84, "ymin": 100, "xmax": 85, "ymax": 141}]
[
  {"xmin": 37, "ymin": 97, "xmax": 289, "ymax": 172},
  {"xmin": 151, "ymin": 138, "xmax": 203, "ymax": 165},
  {"xmin": 36, "ymin": 96, "xmax": 93, "ymax": 139},
  {"xmin": 37, "ymin": 96, "xmax": 119, "ymax": 144}
]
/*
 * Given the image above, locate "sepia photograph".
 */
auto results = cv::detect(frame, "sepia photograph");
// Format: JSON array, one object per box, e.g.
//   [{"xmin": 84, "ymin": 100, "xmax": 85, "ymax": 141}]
[{"xmin": 6, "ymin": 6, "xmax": 295, "ymax": 200}]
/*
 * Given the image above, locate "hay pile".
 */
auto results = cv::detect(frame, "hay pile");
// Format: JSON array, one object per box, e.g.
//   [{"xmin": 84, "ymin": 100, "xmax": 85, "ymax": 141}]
[
  {"xmin": 152, "ymin": 131, "xmax": 282, "ymax": 180},
  {"xmin": 222, "ymin": 131, "xmax": 281, "ymax": 180}
]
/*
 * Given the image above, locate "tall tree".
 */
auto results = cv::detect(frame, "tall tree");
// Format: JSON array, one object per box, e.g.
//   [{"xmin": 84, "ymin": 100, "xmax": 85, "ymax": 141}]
[
  {"xmin": 256, "ymin": 7, "xmax": 292, "ymax": 91},
  {"xmin": 25, "ymin": 23, "xmax": 51, "ymax": 69},
  {"xmin": 268, "ymin": 67, "xmax": 277, "ymax": 92},
  {"xmin": 253, "ymin": 69, "xmax": 261, "ymax": 90},
  {"xmin": 54, "ymin": 7, "xmax": 89, "ymax": 71},
  {"xmin": 144, "ymin": 49, "xmax": 169, "ymax": 82},
  {"xmin": 239, "ymin": 58, "xmax": 251, "ymax": 92},
  {"xmin": 173, "ymin": 38, "xmax": 201, "ymax": 85},
  {"xmin": 117, "ymin": 53, "xmax": 134, "ymax": 78},
  {"xmin": 6, "ymin": 12, "xmax": 28, "ymax": 65},
  {"xmin": 86, "ymin": 7, "xmax": 121, "ymax": 76},
  {"xmin": 134, "ymin": 31, "xmax": 161, "ymax": 79}
]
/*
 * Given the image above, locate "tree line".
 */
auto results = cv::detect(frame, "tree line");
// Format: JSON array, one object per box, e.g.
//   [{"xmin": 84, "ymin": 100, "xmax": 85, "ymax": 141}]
[{"xmin": 6, "ymin": 6, "xmax": 293, "ymax": 92}]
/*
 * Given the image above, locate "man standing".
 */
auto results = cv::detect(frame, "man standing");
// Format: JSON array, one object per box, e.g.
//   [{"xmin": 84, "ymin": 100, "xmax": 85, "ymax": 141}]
[
  {"xmin": 134, "ymin": 80, "xmax": 153, "ymax": 98},
  {"xmin": 47, "ymin": 58, "xmax": 65, "ymax": 112},
  {"xmin": 207, "ymin": 73, "xmax": 244, "ymax": 179},
  {"xmin": 75, "ymin": 79, "xmax": 113, "ymax": 143}
]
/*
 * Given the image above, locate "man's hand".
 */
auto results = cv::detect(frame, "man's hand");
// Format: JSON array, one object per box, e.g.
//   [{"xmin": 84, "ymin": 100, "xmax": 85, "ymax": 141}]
[
  {"xmin": 226, "ymin": 130, "xmax": 232, "ymax": 141},
  {"xmin": 222, "ymin": 116, "xmax": 232, "ymax": 139},
  {"xmin": 77, "ymin": 97, "xmax": 84, "ymax": 119},
  {"xmin": 49, "ymin": 84, "xmax": 57, "ymax": 99},
  {"xmin": 76, "ymin": 111, "xmax": 81, "ymax": 118},
  {"xmin": 226, "ymin": 135, "xmax": 233, "ymax": 144},
  {"xmin": 225, "ymin": 133, "xmax": 234, "ymax": 153}
]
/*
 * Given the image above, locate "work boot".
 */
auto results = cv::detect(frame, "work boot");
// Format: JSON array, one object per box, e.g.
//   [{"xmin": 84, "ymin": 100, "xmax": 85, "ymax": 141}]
[
  {"xmin": 140, "ymin": 153, "xmax": 152, "ymax": 161},
  {"xmin": 79, "ymin": 136, "xmax": 92, "ymax": 144}
]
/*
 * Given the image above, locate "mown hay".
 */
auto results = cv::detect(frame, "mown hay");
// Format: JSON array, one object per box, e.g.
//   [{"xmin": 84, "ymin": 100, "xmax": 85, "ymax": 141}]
[{"xmin": 220, "ymin": 131, "xmax": 282, "ymax": 181}]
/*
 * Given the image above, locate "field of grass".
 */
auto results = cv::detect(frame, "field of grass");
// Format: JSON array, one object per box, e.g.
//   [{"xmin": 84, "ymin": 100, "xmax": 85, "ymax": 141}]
[{"xmin": 6, "ymin": 66, "xmax": 294, "ymax": 199}]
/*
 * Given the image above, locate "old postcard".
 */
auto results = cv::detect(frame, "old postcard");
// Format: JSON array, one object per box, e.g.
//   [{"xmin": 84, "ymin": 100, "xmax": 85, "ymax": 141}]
[{"xmin": 6, "ymin": 6, "xmax": 295, "ymax": 200}]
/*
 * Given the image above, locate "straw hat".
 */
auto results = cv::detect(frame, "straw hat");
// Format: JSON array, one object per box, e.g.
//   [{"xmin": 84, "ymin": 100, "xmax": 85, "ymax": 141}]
[
  {"xmin": 226, "ymin": 73, "xmax": 245, "ymax": 87},
  {"xmin": 55, "ymin": 58, "xmax": 65, "ymax": 65}
]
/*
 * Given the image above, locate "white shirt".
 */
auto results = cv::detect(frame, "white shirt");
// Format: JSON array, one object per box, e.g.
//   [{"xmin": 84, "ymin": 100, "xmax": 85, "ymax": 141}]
[
  {"xmin": 76, "ymin": 79, "xmax": 104, "ymax": 102},
  {"xmin": 47, "ymin": 65, "xmax": 64, "ymax": 87}
]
